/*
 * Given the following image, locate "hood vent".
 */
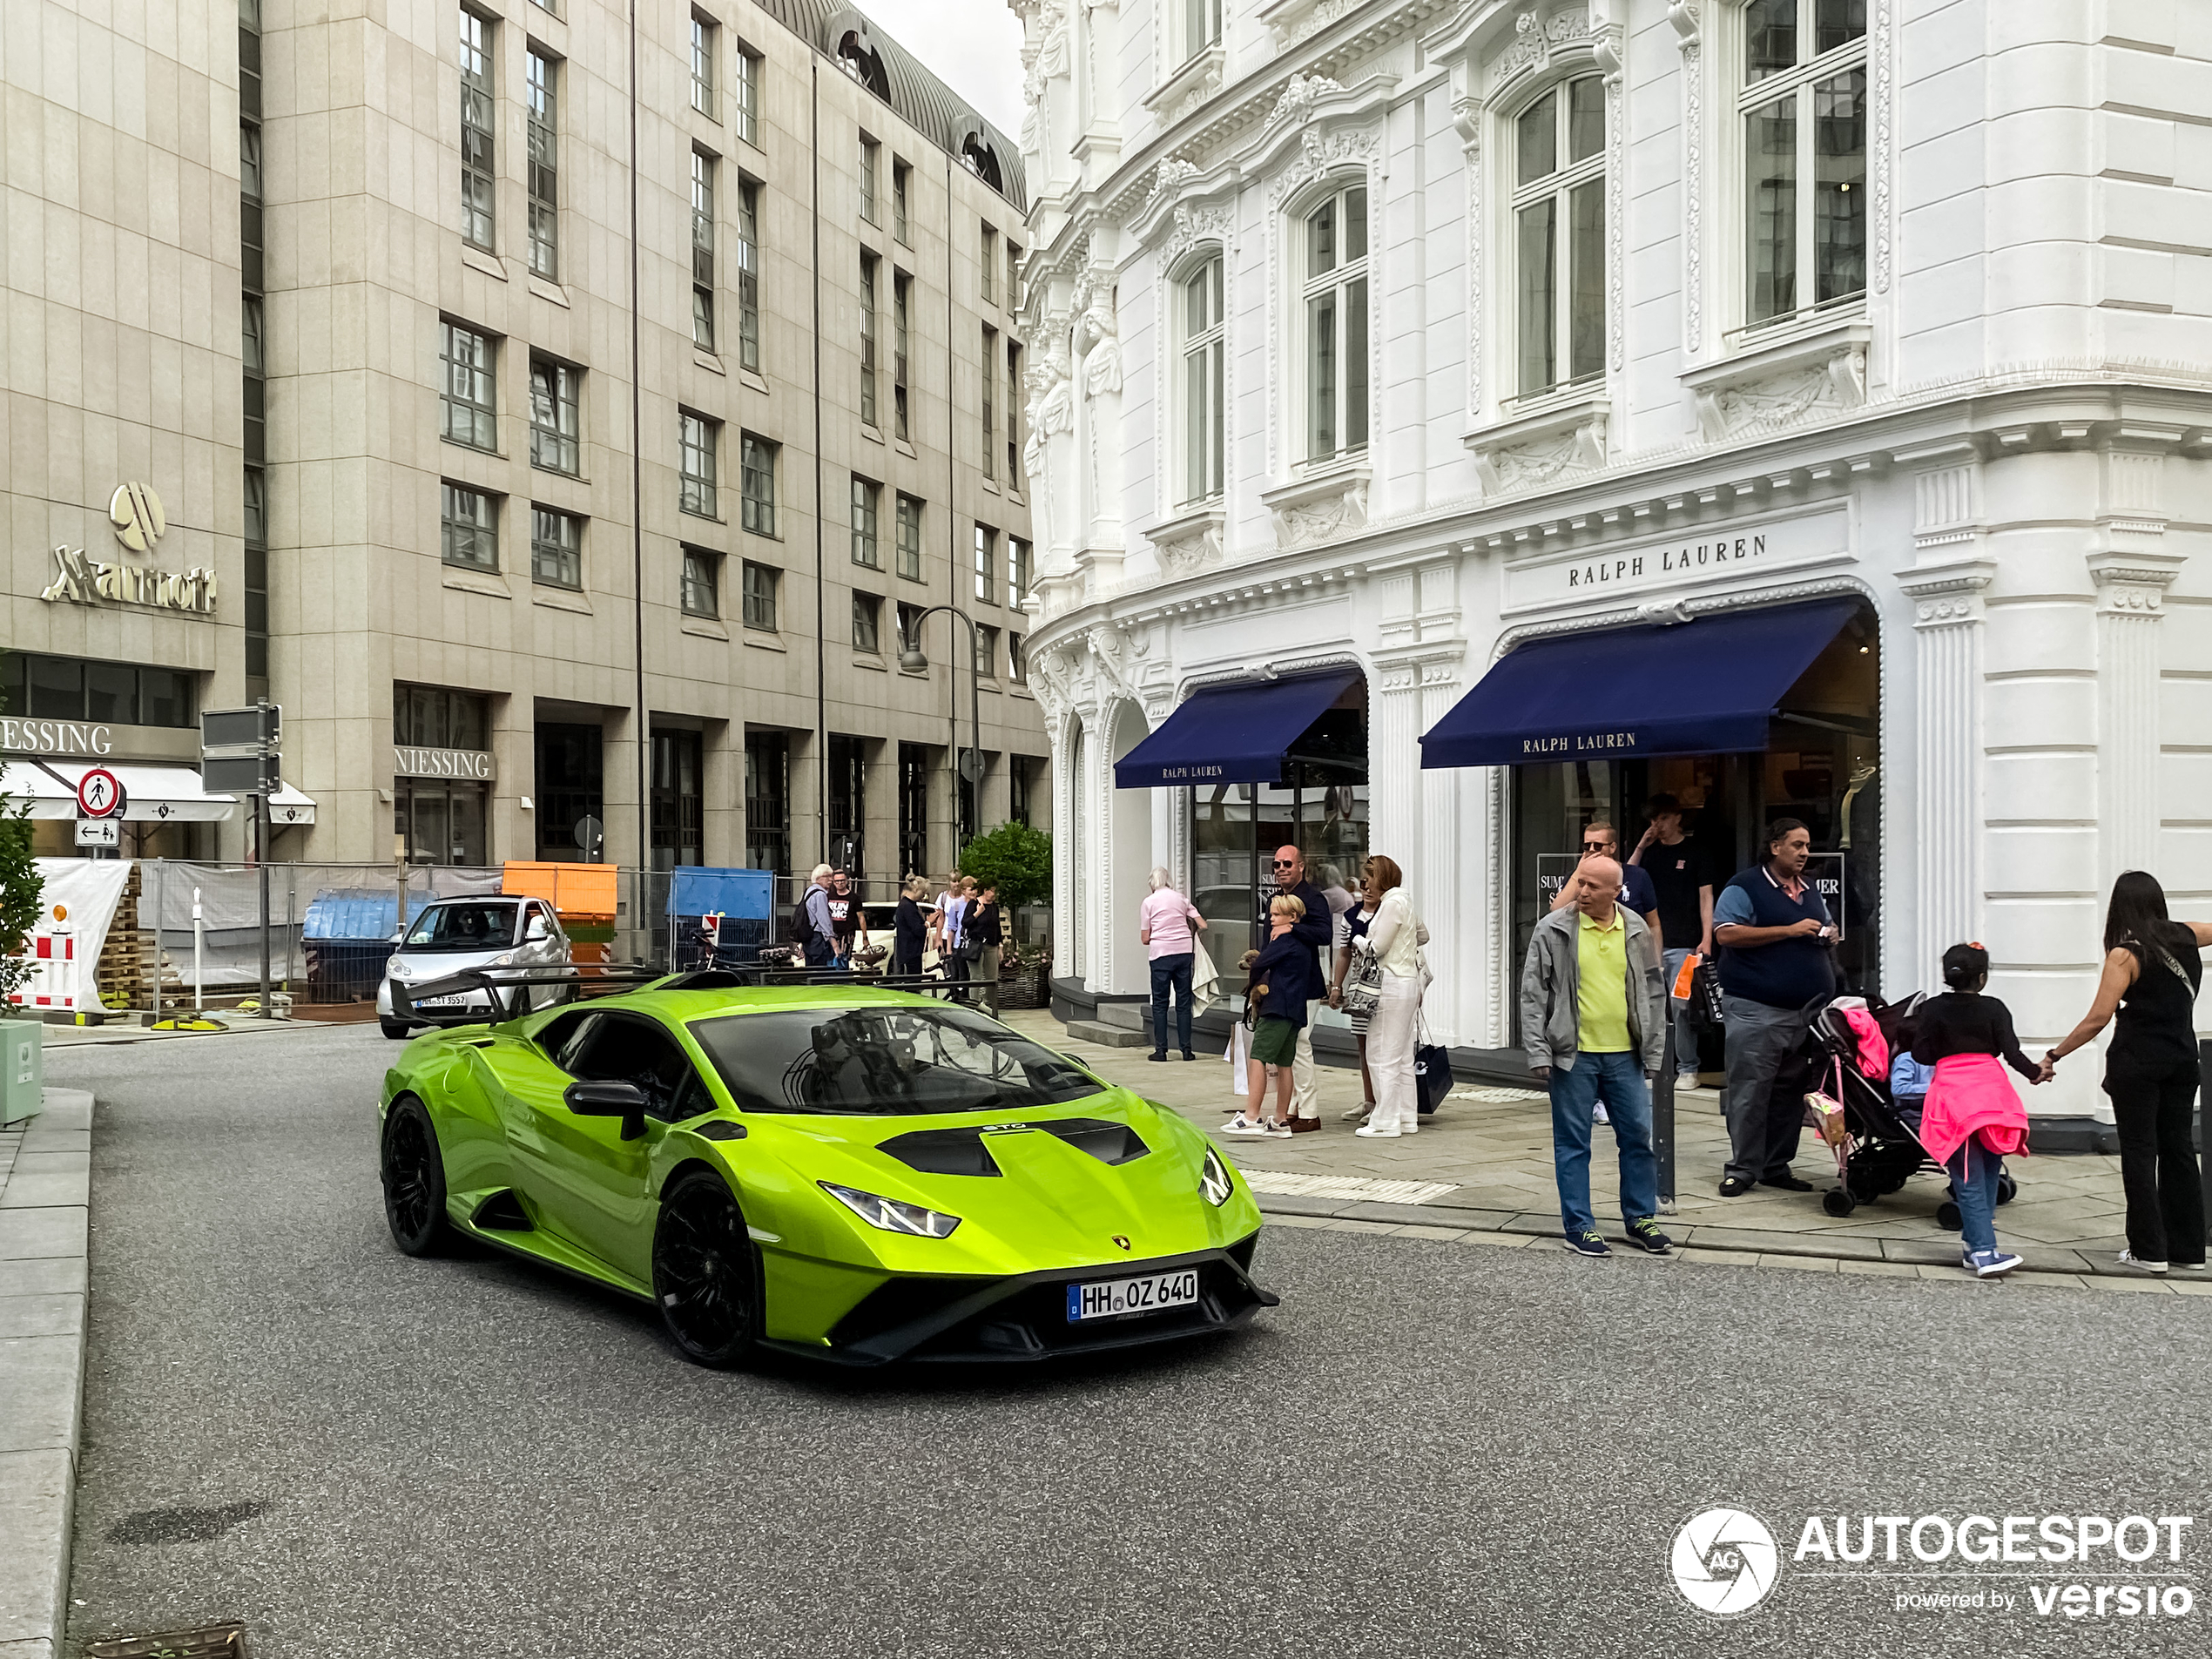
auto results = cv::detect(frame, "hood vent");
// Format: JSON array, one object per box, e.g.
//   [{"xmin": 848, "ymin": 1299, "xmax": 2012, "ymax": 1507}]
[{"xmin": 876, "ymin": 1117, "xmax": 1151, "ymax": 1177}]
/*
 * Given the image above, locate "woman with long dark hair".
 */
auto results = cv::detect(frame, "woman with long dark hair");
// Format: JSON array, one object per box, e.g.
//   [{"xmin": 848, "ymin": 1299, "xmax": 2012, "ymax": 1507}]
[{"xmin": 2042, "ymin": 871, "xmax": 2212, "ymax": 1272}]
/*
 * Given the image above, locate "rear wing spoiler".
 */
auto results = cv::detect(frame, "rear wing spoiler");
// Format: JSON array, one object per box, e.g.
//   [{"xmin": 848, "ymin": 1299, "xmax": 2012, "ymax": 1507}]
[{"xmin": 393, "ymin": 962, "xmax": 976, "ymax": 1024}]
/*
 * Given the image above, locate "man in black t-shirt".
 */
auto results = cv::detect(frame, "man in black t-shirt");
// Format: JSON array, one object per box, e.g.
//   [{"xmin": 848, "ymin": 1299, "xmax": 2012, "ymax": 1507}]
[
  {"xmin": 1629, "ymin": 794, "xmax": 1715, "ymax": 1086},
  {"xmin": 826, "ymin": 869, "xmax": 868, "ymax": 969}
]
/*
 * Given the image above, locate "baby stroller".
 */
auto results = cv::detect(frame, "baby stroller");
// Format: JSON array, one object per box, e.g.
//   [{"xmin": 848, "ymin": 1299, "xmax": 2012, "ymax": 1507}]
[{"xmin": 1793, "ymin": 994, "xmax": 2018, "ymax": 1221}]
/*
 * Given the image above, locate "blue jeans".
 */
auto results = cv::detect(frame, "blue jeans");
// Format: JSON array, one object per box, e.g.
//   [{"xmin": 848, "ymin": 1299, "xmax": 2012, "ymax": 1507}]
[
  {"xmin": 1549, "ymin": 1049, "xmax": 1659, "ymax": 1235},
  {"xmin": 1946, "ymin": 1137, "xmax": 2001, "ymax": 1256},
  {"xmin": 1150, "ymin": 952, "xmax": 1195, "ymax": 1054}
]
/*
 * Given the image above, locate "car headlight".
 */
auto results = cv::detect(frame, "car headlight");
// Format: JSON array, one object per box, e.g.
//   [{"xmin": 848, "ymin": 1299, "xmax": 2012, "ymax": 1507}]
[
  {"xmin": 1201, "ymin": 1145, "xmax": 1235, "ymax": 1207},
  {"xmin": 819, "ymin": 1182, "xmax": 961, "ymax": 1238},
  {"xmin": 386, "ymin": 956, "xmax": 408, "ymax": 979},
  {"xmin": 486, "ymin": 950, "xmax": 514, "ymax": 968}
]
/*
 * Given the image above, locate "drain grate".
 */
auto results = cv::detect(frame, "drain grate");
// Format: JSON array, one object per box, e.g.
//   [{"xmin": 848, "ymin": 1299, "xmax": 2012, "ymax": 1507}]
[{"xmin": 84, "ymin": 1623, "xmax": 247, "ymax": 1658}]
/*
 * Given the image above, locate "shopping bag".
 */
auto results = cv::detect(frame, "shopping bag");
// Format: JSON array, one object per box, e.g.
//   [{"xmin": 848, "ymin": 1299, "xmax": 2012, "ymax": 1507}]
[
  {"xmin": 1226, "ymin": 1020, "xmax": 1251, "ymax": 1094},
  {"xmin": 1414, "ymin": 1026, "xmax": 1453, "ymax": 1116},
  {"xmin": 1685, "ymin": 955, "xmax": 1727, "ymax": 1034},
  {"xmin": 1341, "ymin": 946, "xmax": 1383, "ymax": 1017}
]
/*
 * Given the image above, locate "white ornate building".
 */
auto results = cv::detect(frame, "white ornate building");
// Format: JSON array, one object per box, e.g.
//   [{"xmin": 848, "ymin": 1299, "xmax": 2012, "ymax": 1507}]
[{"xmin": 1013, "ymin": 0, "xmax": 2212, "ymax": 1132}]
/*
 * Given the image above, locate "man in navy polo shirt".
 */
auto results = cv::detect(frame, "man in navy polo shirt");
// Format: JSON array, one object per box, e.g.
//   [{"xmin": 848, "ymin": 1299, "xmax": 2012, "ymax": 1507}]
[{"xmin": 1711, "ymin": 818, "xmax": 1837, "ymax": 1197}]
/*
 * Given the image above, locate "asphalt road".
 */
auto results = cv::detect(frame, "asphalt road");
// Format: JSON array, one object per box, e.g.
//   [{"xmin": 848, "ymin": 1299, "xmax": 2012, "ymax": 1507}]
[{"xmin": 51, "ymin": 1024, "xmax": 2212, "ymax": 1658}]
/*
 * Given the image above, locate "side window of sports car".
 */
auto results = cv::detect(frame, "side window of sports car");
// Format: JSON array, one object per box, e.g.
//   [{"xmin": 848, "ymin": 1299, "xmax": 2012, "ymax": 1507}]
[
  {"xmin": 573, "ymin": 1014, "xmax": 698, "ymax": 1123},
  {"xmin": 541, "ymin": 1009, "xmax": 599, "ymax": 1071}
]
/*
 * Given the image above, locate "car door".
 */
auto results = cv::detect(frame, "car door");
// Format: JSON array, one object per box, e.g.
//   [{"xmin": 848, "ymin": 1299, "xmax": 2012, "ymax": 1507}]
[
  {"xmin": 474, "ymin": 1007, "xmax": 597, "ymax": 1222},
  {"xmin": 518, "ymin": 1011, "xmax": 706, "ymax": 1282}
]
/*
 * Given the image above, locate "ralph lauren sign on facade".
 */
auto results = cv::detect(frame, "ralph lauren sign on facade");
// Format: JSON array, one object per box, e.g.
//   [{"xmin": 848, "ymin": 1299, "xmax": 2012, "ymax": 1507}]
[{"xmin": 1503, "ymin": 505, "xmax": 1853, "ymax": 612}]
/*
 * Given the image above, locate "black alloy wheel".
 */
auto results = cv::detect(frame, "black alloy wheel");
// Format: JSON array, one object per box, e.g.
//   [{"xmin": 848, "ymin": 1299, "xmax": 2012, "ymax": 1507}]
[
  {"xmin": 381, "ymin": 1096, "xmax": 454, "ymax": 1256},
  {"xmin": 651, "ymin": 1170, "xmax": 760, "ymax": 1368}
]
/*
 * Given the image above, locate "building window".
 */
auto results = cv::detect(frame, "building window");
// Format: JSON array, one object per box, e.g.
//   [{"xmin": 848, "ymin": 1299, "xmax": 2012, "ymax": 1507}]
[
  {"xmin": 745, "ymin": 730, "xmax": 791, "ymax": 874},
  {"xmin": 893, "ymin": 271, "xmax": 911, "ymax": 440},
  {"xmin": 441, "ymin": 320, "xmax": 497, "ymax": 450},
  {"xmin": 859, "ymin": 136, "xmax": 880, "ymax": 225},
  {"xmin": 893, "ymin": 159, "xmax": 910, "ymax": 244},
  {"xmin": 741, "ymin": 432, "xmax": 777, "ymax": 534},
  {"xmin": 690, "ymin": 12, "xmax": 716, "ymax": 118},
  {"xmin": 1743, "ymin": 0, "xmax": 1868, "ymax": 326},
  {"xmin": 742, "ymin": 558, "xmax": 779, "ymax": 630},
  {"xmin": 975, "ymin": 624, "xmax": 999, "ymax": 680},
  {"xmin": 859, "ymin": 253, "xmax": 880, "ymax": 426},
  {"xmin": 733, "ymin": 45, "xmax": 759, "ymax": 145},
  {"xmin": 1009, "ymin": 536, "xmax": 1031, "ymax": 608},
  {"xmin": 850, "ymin": 475, "xmax": 880, "ymax": 568},
  {"xmin": 895, "ymin": 493, "xmax": 923, "ymax": 580},
  {"xmin": 1181, "ymin": 254, "xmax": 1225, "ymax": 501},
  {"xmin": 1513, "ymin": 76, "xmax": 1605, "ymax": 397},
  {"xmin": 981, "ymin": 225, "xmax": 996, "ymax": 304},
  {"xmin": 526, "ymin": 49, "xmax": 558, "ymax": 280},
  {"xmin": 441, "ymin": 482, "xmax": 499, "ymax": 570},
  {"xmin": 529, "ymin": 356, "xmax": 581, "ymax": 475},
  {"xmin": 1008, "ymin": 631, "xmax": 1026, "ymax": 685},
  {"xmin": 1, "ymin": 654, "xmax": 196, "ymax": 729},
  {"xmin": 243, "ymin": 469, "xmax": 268, "ymax": 682},
  {"xmin": 735, "ymin": 178, "xmax": 760, "ymax": 372},
  {"xmin": 1009, "ymin": 754, "xmax": 1033, "ymax": 826},
  {"xmin": 1006, "ymin": 340, "xmax": 1022, "ymax": 485},
  {"xmin": 239, "ymin": 123, "xmax": 262, "ymax": 199},
  {"xmin": 981, "ymin": 325, "xmax": 996, "ymax": 478},
  {"xmin": 974, "ymin": 523, "xmax": 995, "ymax": 604},
  {"xmin": 531, "ymin": 506, "xmax": 583, "ymax": 588},
  {"xmin": 896, "ymin": 600, "xmax": 925, "ymax": 655},
  {"xmin": 691, "ymin": 149, "xmax": 717, "ymax": 351},
  {"xmin": 241, "ymin": 295, "xmax": 266, "ymax": 375},
  {"xmin": 1007, "ymin": 239, "xmax": 1022, "ymax": 308},
  {"xmin": 679, "ymin": 410, "xmax": 718, "ymax": 517},
  {"xmin": 1300, "ymin": 182, "xmax": 1369, "ymax": 462},
  {"xmin": 458, "ymin": 8, "xmax": 496, "ymax": 251},
  {"xmin": 1183, "ymin": 0, "xmax": 1222, "ymax": 60},
  {"xmin": 681, "ymin": 546, "xmax": 720, "ymax": 617},
  {"xmin": 852, "ymin": 590, "xmax": 882, "ymax": 654}
]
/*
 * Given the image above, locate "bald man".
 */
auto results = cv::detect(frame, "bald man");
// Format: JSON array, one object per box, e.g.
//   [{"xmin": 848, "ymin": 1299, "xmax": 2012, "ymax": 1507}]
[{"xmin": 1519, "ymin": 854, "xmax": 1672, "ymax": 1258}]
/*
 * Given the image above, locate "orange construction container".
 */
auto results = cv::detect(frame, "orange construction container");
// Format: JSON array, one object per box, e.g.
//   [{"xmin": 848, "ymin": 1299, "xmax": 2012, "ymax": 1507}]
[{"xmin": 501, "ymin": 860, "xmax": 620, "ymax": 921}]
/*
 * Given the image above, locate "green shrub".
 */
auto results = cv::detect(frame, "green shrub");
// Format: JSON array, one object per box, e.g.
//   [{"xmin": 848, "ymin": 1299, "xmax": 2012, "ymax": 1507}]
[{"xmin": 956, "ymin": 821, "xmax": 1052, "ymax": 910}]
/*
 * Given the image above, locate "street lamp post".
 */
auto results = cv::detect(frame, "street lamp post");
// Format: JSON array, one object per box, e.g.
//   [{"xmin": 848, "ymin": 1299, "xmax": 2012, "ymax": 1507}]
[{"xmin": 898, "ymin": 604, "xmax": 983, "ymax": 858}]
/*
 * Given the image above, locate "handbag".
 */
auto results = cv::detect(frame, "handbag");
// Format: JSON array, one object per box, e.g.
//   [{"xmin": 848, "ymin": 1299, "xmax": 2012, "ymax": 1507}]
[
  {"xmin": 1684, "ymin": 954, "xmax": 1727, "ymax": 1034},
  {"xmin": 1340, "ymin": 945, "xmax": 1383, "ymax": 1018},
  {"xmin": 1414, "ymin": 1021, "xmax": 1453, "ymax": 1116},
  {"xmin": 1804, "ymin": 1056, "xmax": 1851, "ymax": 1149}
]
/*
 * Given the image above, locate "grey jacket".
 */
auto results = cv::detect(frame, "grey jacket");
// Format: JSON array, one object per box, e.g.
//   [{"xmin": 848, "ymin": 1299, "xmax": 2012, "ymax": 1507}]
[{"xmin": 1518, "ymin": 904, "xmax": 1668, "ymax": 1075}]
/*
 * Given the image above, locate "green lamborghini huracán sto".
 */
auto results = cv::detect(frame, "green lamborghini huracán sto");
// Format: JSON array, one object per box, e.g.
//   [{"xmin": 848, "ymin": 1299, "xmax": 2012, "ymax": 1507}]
[{"xmin": 376, "ymin": 972, "xmax": 1274, "ymax": 1366}]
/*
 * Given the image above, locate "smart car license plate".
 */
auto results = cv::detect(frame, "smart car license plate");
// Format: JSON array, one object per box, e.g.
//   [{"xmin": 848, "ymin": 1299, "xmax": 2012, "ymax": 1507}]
[
  {"xmin": 416, "ymin": 995, "xmax": 469, "ymax": 1008},
  {"xmin": 1066, "ymin": 1269, "xmax": 1200, "ymax": 1323}
]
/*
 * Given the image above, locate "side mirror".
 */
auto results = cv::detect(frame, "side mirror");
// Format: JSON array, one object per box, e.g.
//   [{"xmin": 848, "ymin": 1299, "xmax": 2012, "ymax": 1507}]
[
  {"xmin": 525, "ymin": 916, "xmax": 552, "ymax": 941},
  {"xmin": 389, "ymin": 929, "xmax": 405, "ymax": 945},
  {"xmin": 564, "ymin": 1080, "xmax": 649, "ymax": 1139}
]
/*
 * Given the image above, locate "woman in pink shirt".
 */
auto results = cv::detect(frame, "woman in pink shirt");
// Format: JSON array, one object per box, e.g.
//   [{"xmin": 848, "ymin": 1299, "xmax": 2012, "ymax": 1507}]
[{"xmin": 1138, "ymin": 867, "xmax": 1207, "ymax": 1062}]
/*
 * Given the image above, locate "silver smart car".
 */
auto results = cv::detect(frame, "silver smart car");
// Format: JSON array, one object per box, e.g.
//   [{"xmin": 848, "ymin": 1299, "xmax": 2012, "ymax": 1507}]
[{"xmin": 376, "ymin": 895, "xmax": 570, "ymax": 1038}]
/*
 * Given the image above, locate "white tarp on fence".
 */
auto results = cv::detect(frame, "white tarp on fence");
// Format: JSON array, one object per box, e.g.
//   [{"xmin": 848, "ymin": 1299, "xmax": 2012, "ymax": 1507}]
[{"xmin": 9, "ymin": 859, "xmax": 132, "ymax": 1011}]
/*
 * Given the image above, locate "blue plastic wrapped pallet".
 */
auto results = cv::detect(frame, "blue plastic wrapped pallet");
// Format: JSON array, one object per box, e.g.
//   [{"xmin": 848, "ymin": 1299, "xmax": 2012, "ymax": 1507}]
[{"xmin": 666, "ymin": 867, "xmax": 775, "ymax": 968}]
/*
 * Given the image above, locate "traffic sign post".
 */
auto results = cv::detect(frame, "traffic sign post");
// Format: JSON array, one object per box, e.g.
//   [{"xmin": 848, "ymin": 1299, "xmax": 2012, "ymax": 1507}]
[
  {"xmin": 201, "ymin": 702, "xmax": 283, "ymax": 1018},
  {"xmin": 76, "ymin": 767, "xmax": 125, "ymax": 819}
]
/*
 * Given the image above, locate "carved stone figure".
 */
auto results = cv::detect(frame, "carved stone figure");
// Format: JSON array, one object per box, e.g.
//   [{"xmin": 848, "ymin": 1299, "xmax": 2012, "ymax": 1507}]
[{"xmin": 1077, "ymin": 295, "xmax": 1121, "ymax": 398}]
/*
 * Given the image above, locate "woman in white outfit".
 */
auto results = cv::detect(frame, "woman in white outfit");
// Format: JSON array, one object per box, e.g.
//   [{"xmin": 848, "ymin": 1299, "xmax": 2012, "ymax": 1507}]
[{"xmin": 1356, "ymin": 853, "xmax": 1428, "ymax": 1139}]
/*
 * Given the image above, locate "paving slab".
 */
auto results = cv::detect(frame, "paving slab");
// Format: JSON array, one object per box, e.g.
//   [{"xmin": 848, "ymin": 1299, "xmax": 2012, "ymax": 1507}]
[
  {"xmin": 1685, "ymin": 1225, "xmax": 1886, "ymax": 1261},
  {"xmin": 0, "ymin": 1448, "xmax": 72, "ymax": 1652}
]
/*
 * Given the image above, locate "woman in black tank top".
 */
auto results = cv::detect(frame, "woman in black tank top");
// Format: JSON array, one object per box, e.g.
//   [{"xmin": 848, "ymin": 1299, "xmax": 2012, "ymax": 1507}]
[{"xmin": 2045, "ymin": 871, "xmax": 2212, "ymax": 1271}]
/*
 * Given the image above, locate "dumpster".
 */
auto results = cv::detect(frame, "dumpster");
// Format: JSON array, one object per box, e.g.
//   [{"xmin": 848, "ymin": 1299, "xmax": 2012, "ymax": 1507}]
[
  {"xmin": 300, "ymin": 888, "xmax": 429, "ymax": 1004},
  {"xmin": 666, "ymin": 867, "xmax": 776, "ymax": 969}
]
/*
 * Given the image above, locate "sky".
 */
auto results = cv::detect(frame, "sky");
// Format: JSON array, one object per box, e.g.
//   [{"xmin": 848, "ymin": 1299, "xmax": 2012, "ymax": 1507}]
[{"xmin": 860, "ymin": 0, "xmax": 1028, "ymax": 136}]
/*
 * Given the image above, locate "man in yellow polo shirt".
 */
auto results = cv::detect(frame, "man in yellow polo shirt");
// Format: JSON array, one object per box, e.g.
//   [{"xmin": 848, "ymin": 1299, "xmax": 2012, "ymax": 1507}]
[{"xmin": 1517, "ymin": 856, "xmax": 1672, "ymax": 1258}]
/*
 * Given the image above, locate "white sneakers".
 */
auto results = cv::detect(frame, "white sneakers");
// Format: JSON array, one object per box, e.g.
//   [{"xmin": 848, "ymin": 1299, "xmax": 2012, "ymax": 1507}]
[
  {"xmin": 1353, "ymin": 1123, "xmax": 1400, "ymax": 1139},
  {"xmin": 2118, "ymin": 1250, "xmax": 2169, "ymax": 1275},
  {"xmin": 1223, "ymin": 1116, "xmax": 1291, "ymax": 1139}
]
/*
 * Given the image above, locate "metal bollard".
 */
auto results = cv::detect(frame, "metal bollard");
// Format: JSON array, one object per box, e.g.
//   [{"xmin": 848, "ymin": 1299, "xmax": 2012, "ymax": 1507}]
[
  {"xmin": 1656, "ymin": 1023, "xmax": 1678, "ymax": 1211},
  {"xmin": 192, "ymin": 887, "xmax": 205, "ymax": 1014}
]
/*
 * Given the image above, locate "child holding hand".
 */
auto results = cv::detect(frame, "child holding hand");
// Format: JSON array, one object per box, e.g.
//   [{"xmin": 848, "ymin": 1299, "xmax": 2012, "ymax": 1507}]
[
  {"xmin": 1911, "ymin": 941, "xmax": 2040, "ymax": 1278},
  {"xmin": 1224, "ymin": 895, "xmax": 1310, "ymax": 1139}
]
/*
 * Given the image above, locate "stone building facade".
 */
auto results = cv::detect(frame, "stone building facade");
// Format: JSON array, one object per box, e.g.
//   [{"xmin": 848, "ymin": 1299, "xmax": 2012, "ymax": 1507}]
[
  {"xmin": 3, "ymin": 0, "xmax": 1045, "ymax": 894},
  {"xmin": 1015, "ymin": 0, "xmax": 2212, "ymax": 1130}
]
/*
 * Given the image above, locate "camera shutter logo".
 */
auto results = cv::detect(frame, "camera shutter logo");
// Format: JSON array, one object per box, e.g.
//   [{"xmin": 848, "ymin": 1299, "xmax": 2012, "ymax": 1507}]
[
  {"xmin": 1671, "ymin": 1507, "xmax": 1780, "ymax": 1616},
  {"xmin": 110, "ymin": 482, "xmax": 167, "ymax": 552}
]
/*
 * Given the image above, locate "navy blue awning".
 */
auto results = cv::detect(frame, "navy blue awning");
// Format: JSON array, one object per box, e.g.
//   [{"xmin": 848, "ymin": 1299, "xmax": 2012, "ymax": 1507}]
[
  {"xmin": 1114, "ymin": 669, "xmax": 1360, "ymax": 788},
  {"xmin": 1420, "ymin": 600, "xmax": 1860, "ymax": 769}
]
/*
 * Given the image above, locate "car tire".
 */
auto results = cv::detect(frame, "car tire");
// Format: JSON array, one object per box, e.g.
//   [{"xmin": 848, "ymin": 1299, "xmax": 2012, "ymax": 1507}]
[
  {"xmin": 381, "ymin": 1096, "xmax": 456, "ymax": 1257},
  {"xmin": 651, "ymin": 1169, "xmax": 761, "ymax": 1368},
  {"xmin": 380, "ymin": 1018, "xmax": 413, "ymax": 1040}
]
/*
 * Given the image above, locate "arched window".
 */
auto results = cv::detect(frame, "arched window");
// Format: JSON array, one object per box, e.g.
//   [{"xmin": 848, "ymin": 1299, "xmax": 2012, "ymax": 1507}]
[
  {"xmin": 1512, "ymin": 74, "xmax": 1605, "ymax": 398},
  {"xmin": 1299, "ymin": 182, "xmax": 1368, "ymax": 462},
  {"xmin": 961, "ymin": 134, "xmax": 1004, "ymax": 192},
  {"xmin": 1180, "ymin": 254, "xmax": 1225, "ymax": 503},
  {"xmin": 836, "ymin": 30, "xmax": 888, "ymax": 99}
]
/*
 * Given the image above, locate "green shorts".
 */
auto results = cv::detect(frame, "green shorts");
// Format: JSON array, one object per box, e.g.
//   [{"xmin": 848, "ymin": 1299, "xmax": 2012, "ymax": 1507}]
[{"xmin": 1250, "ymin": 1015, "xmax": 1298, "ymax": 1067}]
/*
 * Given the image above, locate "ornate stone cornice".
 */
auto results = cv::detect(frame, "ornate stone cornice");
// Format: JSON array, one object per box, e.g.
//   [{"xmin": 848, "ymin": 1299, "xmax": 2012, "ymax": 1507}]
[
  {"xmin": 1899, "ymin": 554, "xmax": 1995, "ymax": 630},
  {"xmin": 2087, "ymin": 548, "xmax": 2185, "ymax": 617}
]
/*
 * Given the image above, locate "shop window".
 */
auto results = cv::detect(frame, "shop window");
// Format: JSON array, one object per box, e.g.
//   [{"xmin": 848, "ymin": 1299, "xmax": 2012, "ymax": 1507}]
[
  {"xmin": 441, "ymin": 482, "xmax": 499, "ymax": 570},
  {"xmin": 395, "ymin": 778, "xmax": 489, "ymax": 866},
  {"xmin": 441, "ymin": 320, "xmax": 498, "ymax": 450},
  {"xmin": 745, "ymin": 729, "xmax": 790, "ymax": 873},
  {"xmin": 1512, "ymin": 75, "xmax": 1606, "ymax": 398},
  {"xmin": 1299, "ymin": 182, "xmax": 1369, "ymax": 462},
  {"xmin": 2, "ymin": 654, "xmax": 197, "ymax": 729},
  {"xmin": 1741, "ymin": 0, "xmax": 1867, "ymax": 327}
]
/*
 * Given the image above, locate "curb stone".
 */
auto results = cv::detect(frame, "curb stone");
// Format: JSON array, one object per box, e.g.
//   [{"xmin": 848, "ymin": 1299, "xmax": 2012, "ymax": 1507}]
[{"xmin": 0, "ymin": 1089, "xmax": 93, "ymax": 1659}]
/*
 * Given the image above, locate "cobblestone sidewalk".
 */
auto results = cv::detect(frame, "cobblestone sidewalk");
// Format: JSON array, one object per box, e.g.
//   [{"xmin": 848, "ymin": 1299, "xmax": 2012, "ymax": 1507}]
[{"xmin": 1000, "ymin": 1009, "xmax": 2186, "ymax": 1293}]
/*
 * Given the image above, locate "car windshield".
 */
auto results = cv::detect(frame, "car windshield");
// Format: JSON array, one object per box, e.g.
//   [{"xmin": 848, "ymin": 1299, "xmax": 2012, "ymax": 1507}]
[
  {"xmin": 688, "ymin": 1005, "xmax": 1103, "ymax": 1116},
  {"xmin": 404, "ymin": 901, "xmax": 518, "ymax": 950}
]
